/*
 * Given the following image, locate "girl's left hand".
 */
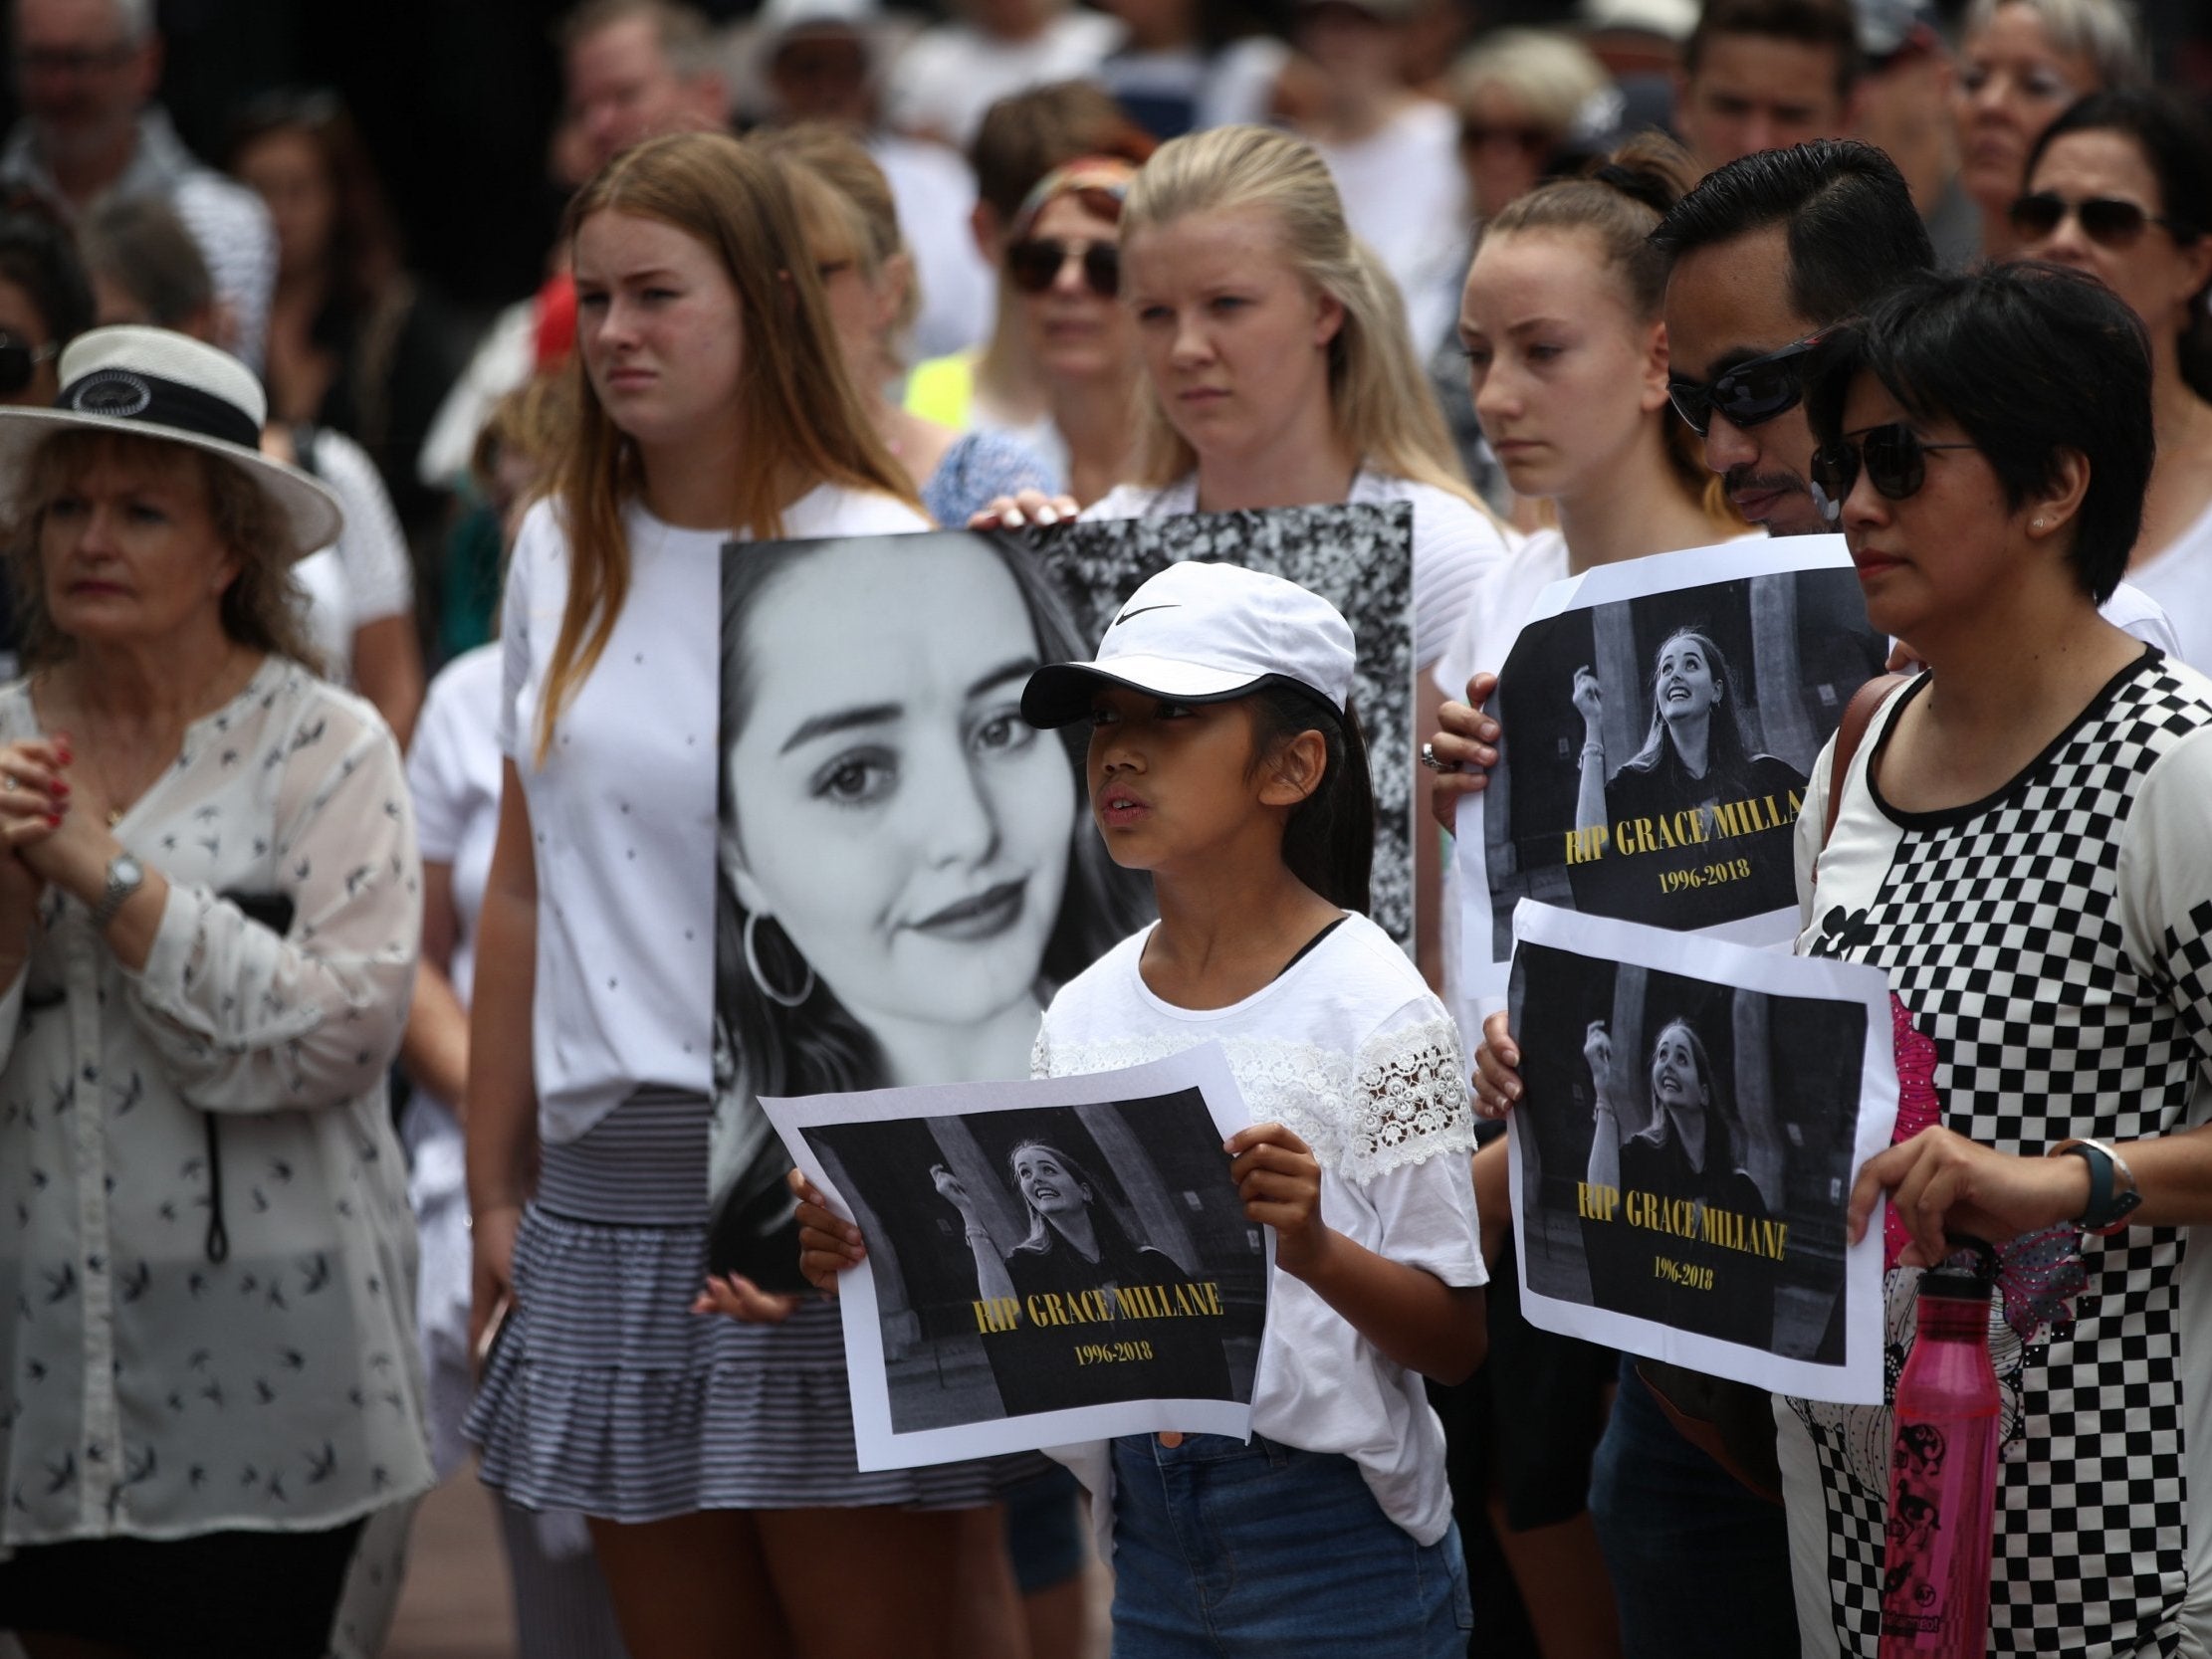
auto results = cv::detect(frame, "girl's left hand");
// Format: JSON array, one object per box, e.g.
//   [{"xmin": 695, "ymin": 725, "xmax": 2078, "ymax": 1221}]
[
  {"xmin": 1227, "ymin": 1123, "xmax": 1329, "ymax": 1279},
  {"xmin": 1848, "ymin": 1125, "xmax": 2089, "ymax": 1268}
]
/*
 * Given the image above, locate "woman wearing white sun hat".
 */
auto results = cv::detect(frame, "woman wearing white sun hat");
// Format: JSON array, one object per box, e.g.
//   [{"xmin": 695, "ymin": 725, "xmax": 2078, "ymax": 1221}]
[{"xmin": 0, "ymin": 324, "xmax": 429, "ymax": 1658}]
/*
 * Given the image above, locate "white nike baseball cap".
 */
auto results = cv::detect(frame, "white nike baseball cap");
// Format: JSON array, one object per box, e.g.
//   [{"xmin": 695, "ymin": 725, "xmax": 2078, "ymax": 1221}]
[{"xmin": 1022, "ymin": 561, "xmax": 1357, "ymax": 728}]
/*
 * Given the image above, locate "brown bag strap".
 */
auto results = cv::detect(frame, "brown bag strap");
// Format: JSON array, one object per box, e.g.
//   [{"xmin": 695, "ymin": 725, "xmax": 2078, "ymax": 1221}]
[{"xmin": 1822, "ymin": 673, "xmax": 1910, "ymax": 846}]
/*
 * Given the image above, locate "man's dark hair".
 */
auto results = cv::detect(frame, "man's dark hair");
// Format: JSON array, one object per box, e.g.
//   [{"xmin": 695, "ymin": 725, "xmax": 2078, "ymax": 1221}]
[
  {"xmin": 969, "ymin": 83, "xmax": 1156, "ymax": 224},
  {"xmin": 1804, "ymin": 264, "xmax": 2152, "ymax": 604},
  {"xmin": 1683, "ymin": 0, "xmax": 1863, "ymax": 97},
  {"xmin": 1651, "ymin": 139, "xmax": 1933, "ymax": 326}
]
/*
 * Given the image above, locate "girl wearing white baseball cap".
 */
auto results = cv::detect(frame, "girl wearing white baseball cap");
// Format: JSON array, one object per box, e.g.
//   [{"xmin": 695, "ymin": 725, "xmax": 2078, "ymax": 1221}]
[{"xmin": 795, "ymin": 560, "xmax": 1488, "ymax": 1656}]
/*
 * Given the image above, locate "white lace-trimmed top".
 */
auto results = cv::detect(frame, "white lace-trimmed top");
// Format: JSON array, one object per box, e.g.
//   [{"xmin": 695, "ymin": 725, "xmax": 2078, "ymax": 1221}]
[{"xmin": 1033, "ymin": 912, "xmax": 1484, "ymax": 1550}]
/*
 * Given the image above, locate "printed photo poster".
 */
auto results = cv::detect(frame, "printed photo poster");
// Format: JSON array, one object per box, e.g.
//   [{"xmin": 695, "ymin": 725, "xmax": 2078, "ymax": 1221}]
[
  {"xmin": 706, "ymin": 511, "xmax": 1414, "ymax": 1286},
  {"xmin": 763, "ymin": 1047, "xmax": 1272, "ymax": 1469},
  {"xmin": 1455, "ymin": 535, "xmax": 1887, "ymax": 1008},
  {"xmin": 1505, "ymin": 901, "xmax": 1897, "ymax": 1402},
  {"xmin": 1027, "ymin": 502, "xmax": 1416, "ymax": 943}
]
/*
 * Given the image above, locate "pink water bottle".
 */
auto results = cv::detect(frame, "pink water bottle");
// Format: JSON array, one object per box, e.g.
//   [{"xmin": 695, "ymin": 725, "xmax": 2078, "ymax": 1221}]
[{"xmin": 1880, "ymin": 1244, "xmax": 1999, "ymax": 1658}]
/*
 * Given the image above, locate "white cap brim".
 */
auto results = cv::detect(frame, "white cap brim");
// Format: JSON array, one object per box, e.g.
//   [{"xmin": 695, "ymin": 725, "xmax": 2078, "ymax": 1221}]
[{"xmin": 1022, "ymin": 653, "xmax": 1283, "ymax": 728}]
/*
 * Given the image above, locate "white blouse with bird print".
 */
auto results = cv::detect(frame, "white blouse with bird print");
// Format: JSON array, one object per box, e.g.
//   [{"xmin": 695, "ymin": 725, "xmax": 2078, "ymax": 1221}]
[{"xmin": 0, "ymin": 656, "xmax": 432, "ymax": 1545}]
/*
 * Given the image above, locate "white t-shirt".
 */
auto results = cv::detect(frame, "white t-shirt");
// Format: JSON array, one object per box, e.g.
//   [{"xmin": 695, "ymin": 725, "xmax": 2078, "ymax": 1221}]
[
  {"xmin": 407, "ymin": 644, "xmax": 504, "ymax": 1007},
  {"xmin": 500, "ymin": 485, "xmax": 929, "ymax": 1143},
  {"xmin": 2125, "ymin": 496, "xmax": 2212, "ymax": 672},
  {"xmin": 1033, "ymin": 913, "xmax": 1484, "ymax": 1553},
  {"xmin": 1305, "ymin": 100, "xmax": 1470, "ymax": 357},
  {"xmin": 1086, "ymin": 468, "xmax": 1507, "ymax": 670},
  {"xmin": 872, "ymin": 132, "xmax": 995, "ymax": 362},
  {"xmin": 886, "ymin": 10, "xmax": 1124, "ymax": 148},
  {"xmin": 291, "ymin": 426, "xmax": 415, "ymax": 687}
]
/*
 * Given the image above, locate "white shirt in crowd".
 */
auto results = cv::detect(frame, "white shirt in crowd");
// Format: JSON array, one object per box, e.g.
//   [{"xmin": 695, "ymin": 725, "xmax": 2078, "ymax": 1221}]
[
  {"xmin": 290, "ymin": 426, "xmax": 416, "ymax": 688},
  {"xmin": 1305, "ymin": 101, "xmax": 1470, "ymax": 357},
  {"xmin": 2125, "ymin": 495, "xmax": 2212, "ymax": 673},
  {"xmin": 1088, "ymin": 469, "xmax": 1509, "ymax": 671},
  {"xmin": 886, "ymin": 9, "xmax": 1125, "ymax": 148},
  {"xmin": 1034, "ymin": 913, "xmax": 1483, "ymax": 1555},
  {"xmin": 0, "ymin": 661, "xmax": 429, "ymax": 1545},
  {"xmin": 499, "ymin": 485, "xmax": 929, "ymax": 1145}
]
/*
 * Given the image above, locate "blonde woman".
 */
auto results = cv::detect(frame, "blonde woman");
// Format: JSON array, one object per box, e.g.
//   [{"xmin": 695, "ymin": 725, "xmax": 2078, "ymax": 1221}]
[{"xmin": 460, "ymin": 131, "xmax": 1014, "ymax": 1659}]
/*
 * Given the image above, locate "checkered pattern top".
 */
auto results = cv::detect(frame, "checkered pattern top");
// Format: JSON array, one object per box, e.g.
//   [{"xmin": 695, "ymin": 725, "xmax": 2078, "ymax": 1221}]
[{"xmin": 1779, "ymin": 651, "xmax": 2212, "ymax": 1658}]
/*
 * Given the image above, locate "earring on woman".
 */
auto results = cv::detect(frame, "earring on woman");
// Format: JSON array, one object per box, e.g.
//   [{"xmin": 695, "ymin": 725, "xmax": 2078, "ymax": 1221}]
[{"xmin": 744, "ymin": 911, "xmax": 816, "ymax": 1007}]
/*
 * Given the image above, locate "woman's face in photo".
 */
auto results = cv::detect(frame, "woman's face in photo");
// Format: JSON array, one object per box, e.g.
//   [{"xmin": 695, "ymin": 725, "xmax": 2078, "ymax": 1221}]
[
  {"xmin": 1649, "ymin": 1023, "xmax": 1708, "ymax": 1120},
  {"xmin": 1654, "ymin": 635, "xmax": 1720, "ymax": 725},
  {"xmin": 573, "ymin": 208, "xmax": 748, "ymax": 452},
  {"xmin": 1013, "ymin": 1145, "xmax": 1087, "ymax": 1221},
  {"xmin": 1953, "ymin": 3, "xmax": 2100, "ymax": 213},
  {"xmin": 724, "ymin": 537, "xmax": 1077, "ymax": 1031},
  {"xmin": 234, "ymin": 126, "xmax": 337, "ymax": 279}
]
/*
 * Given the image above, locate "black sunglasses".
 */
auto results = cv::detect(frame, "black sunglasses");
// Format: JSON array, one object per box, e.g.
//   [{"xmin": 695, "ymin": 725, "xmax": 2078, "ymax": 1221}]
[
  {"xmin": 1810, "ymin": 423, "xmax": 1976, "ymax": 503},
  {"xmin": 1006, "ymin": 237, "xmax": 1119, "ymax": 300},
  {"xmin": 1667, "ymin": 329, "xmax": 1829, "ymax": 437},
  {"xmin": 2008, "ymin": 190, "xmax": 2188, "ymax": 249},
  {"xmin": 0, "ymin": 330, "xmax": 57, "ymax": 397}
]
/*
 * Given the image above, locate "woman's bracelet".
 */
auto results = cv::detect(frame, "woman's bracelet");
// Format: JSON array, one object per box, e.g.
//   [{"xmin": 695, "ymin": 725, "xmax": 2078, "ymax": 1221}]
[
  {"xmin": 964, "ymin": 1226, "xmax": 992, "ymax": 1243},
  {"xmin": 1580, "ymin": 741, "xmax": 1606, "ymax": 764}
]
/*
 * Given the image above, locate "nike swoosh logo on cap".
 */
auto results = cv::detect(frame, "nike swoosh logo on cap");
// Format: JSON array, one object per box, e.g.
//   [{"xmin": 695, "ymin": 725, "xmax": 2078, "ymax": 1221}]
[{"xmin": 1110, "ymin": 603, "xmax": 1179, "ymax": 628}]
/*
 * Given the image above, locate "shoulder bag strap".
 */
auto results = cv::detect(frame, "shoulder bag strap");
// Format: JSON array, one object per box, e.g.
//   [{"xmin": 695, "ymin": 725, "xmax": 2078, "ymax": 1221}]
[{"xmin": 1822, "ymin": 673, "xmax": 1911, "ymax": 847}]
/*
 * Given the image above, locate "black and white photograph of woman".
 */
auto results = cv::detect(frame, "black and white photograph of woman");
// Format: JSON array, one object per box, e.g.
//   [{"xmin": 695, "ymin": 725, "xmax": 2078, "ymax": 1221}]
[
  {"xmin": 797, "ymin": 1094, "xmax": 1263, "ymax": 1435},
  {"xmin": 706, "ymin": 529, "xmax": 1153, "ymax": 1290},
  {"xmin": 1508, "ymin": 934, "xmax": 1866, "ymax": 1367},
  {"xmin": 1478, "ymin": 559, "xmax": 1886, "ymax": 956}
]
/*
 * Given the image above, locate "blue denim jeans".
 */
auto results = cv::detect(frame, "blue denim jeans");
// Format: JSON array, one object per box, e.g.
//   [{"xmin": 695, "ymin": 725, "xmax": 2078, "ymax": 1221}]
[
  {"xmin": 1588, "ymin": 1357, "xmax": 1799, "ymax": 1659},
  {"xmin": 1108, "ymin": 1432, "xmax": 1472, "ymax": 1658}
]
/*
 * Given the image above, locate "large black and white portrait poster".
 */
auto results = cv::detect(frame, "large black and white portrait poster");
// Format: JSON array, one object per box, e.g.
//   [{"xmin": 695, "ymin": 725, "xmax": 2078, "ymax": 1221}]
[
  {"xmin": 706, "ymin": 510, "xmax": 1413, "ymax": 1288},
  {"xmin": 1506, "ymin": 901, "xmax": 1895, "ymax": 1402},
  {"xmin": 763, "ymin": 1046, "xmax": 1270, "ymax": 1469},
  {"xmin": 1455, "ymin": 536, "xmax": 1887, "ymax": 1009}
]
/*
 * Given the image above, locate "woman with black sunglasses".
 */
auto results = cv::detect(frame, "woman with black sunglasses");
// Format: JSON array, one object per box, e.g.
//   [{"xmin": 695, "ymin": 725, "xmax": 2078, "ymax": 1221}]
[
  {"xmin": 997, "ymin": 157, "xmax": 1146, "ymax": 507},
  {"xmin": 1784, "ymin": 264, "xmax": 2212, "ymax": 1654},
  {"xmin": 2013, "ymin": 89, "xmax": 2212, "ymax": 670}
]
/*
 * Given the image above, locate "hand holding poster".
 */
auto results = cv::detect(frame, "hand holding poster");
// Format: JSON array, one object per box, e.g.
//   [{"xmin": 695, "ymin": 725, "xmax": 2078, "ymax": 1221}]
[
  {"xmin": 1456, "ymin": 536, "xmax": 1888, "ymax": 1009},
  {"xmin": 1504, "ymin": 901, "xmax": 1896, "ymax": 1403},
  {"xmin": 763, "ymin": 1046, "xmax": 1270, "ymax": 1470}
]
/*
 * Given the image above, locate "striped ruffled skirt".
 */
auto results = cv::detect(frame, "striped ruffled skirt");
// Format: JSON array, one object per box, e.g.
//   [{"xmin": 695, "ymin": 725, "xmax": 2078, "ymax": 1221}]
[{"xmin": 465, "ymin": 1087, "xmax": 1029, "ymax": 1520}]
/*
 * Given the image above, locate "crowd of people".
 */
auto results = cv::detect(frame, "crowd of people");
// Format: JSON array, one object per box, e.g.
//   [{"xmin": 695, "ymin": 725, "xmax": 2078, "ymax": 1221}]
[{"xmin": 0, "ymin": 0, "xmax": 2208, "ymax": 1654}]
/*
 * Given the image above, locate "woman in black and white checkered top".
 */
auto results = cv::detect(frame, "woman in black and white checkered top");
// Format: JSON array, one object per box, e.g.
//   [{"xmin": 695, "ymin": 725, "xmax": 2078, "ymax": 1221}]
[{"xmin": 1777, "ymin": 266, "xmax": 2212, "ymax": 1653}]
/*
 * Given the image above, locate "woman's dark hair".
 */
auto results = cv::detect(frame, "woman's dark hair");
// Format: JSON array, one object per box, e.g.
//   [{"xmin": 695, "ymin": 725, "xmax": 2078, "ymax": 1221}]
[
  {"xmin": 0, "ymin": 199, "xmax": 94, "ymax": 347},
  {"xmin": 227, "ymin": 89, "xmax": 405, "ymax": 313},
  {"xmin": 1618, "ymin": 627, "xmax": 1755, "ymax": 779},
  {"xmin": 1245, "ymin": 680, "xmax": 1374, "ymax": 916},
  {"xmin": 2025, "ymin": 88, "xmax": 2212, "ymax": 402},
  {"xmin": 1805, "ymin": 263, "xmax": 2152, "ymax": 604},
  {"xmin": 715, "ymin": 533, "xmax": 1153, "ymax": 1107},
  {"xmin": 1004, "ymin": 1139, "xmax": 1150, "ymax": 1259}
]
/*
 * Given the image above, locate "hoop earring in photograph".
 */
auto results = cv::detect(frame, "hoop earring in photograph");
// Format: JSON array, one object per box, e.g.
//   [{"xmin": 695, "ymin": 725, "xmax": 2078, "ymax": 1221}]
[{"xmin": 745, "ymin": 911, "xmax": 816, "ymax": 1008}]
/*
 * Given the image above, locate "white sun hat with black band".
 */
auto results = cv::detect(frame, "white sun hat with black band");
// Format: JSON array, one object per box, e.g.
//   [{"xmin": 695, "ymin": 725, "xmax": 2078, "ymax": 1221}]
[
  {"xmin": 1023, "ymin": 561, "xmax": 1357, "ymax": 728},
  {"xmin": 0, "ymin": 325, "xmax": 343, "ymax": 560}
]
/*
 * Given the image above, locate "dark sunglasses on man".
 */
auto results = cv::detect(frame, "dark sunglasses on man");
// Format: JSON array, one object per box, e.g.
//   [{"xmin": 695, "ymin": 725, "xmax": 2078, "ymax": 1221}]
[
  {"xmin": 1666, "ymin": 329, "xmax": 1830, "ymax": 437},
  {"xmin": 1810, "ymin": 423, "xmax": 1975, "ymax": 504},
  {"xmin": 0, "ymin": 330, "xmax": 58, "ymax": 398},
  {"xmin": 1006, "ymin": 237, "xmax": 1120, "ymax": 300},
  {"xmin": 2008, "ymin": 191, "xmax": 2192, "ymax": 250}
]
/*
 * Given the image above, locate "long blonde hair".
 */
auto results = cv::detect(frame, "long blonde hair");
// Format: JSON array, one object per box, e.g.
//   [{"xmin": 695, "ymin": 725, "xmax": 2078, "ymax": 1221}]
[
  {"xmin": 538, "ymin": 130, "xmax": 917, "ymax": 761},
  {"xmin": 1121, "ymin": 124, "xmax": 1492, "ymax": 519}
]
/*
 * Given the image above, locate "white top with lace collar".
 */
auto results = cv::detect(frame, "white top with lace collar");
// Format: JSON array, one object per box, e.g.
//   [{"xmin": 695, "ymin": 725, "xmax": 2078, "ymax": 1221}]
[{"xmin": 1032, "ymin": 911, "xmax": 1483, "ymax": 1550}]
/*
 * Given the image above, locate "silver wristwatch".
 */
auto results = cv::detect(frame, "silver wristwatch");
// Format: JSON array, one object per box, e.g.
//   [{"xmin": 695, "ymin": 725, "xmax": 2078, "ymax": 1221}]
[{"xmin": 90, "ymin": 851, "xmax": 145, "ymax": 932}]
